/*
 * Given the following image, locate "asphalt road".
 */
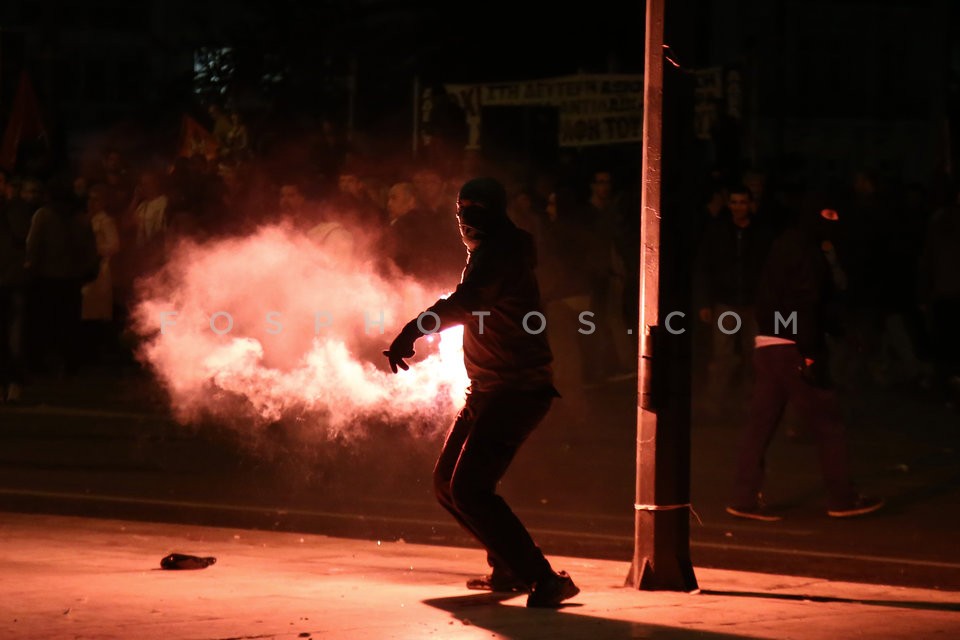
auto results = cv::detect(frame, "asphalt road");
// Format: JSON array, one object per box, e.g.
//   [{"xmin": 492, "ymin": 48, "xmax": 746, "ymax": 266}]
[{"xmin": 1, "ymin": 366, "xmax": 957, "ymax": 591}]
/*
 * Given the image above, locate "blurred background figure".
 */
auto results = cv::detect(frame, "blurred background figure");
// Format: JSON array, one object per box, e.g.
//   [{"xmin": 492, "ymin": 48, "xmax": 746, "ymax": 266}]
[
  {"xmin": 578, "ymin": 168, "xmax": 633, "ymax": 385},
  {"xmin": 385, "ymin": 178, "xmax": 464, "ymax": 284},
  {"xmin": 412, "ymin": 166, "xmax": 449, "ymax": 218},
  {"xmin": 694, "ymin": 183, "xmax": 774, "ymax": 415},
  {"xmin": 728, "ymin": 204, "xmax": 883, "ymax": 521},
  {"xmin": 538, "ymin": 188, "xmax": 592, "ymax": 425},
  {"xmin": 24, "ymin": 180, "xmax": 99, "ymax": 379},
  {"xmin": 80, "ymin": 184, "xmax": 120, "ymax": 364},
  {"xmin": 0, "ymin": 177, "xmax": 33, "ymax": 402},
  {"xmin": 917, "ymin": 182, "xmax": 960, "ymax": 408}
]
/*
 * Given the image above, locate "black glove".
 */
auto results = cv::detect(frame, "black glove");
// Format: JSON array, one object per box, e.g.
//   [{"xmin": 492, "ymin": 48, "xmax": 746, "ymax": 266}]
[
  {"xmin": 798, "ymin": 357, "xmax": 831, "ymax": 389},
  {"xmin": 382, "ymin": 322, "xmax": 420, "ymax": 373}
]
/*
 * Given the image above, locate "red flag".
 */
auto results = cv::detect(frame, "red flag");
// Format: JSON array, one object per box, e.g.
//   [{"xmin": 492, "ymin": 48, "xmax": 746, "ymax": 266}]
[
  {"xmin": 0, "ymin": 71, "xmax": 48, "ymax": 171},
  {"xmin": 178, "ymin": 114, "xmax": 219, "ymax": 161}
]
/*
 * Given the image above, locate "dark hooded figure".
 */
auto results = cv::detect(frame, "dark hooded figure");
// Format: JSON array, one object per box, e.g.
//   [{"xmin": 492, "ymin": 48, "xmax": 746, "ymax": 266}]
[
  {"xmin": 382, "ymin": 177, "xmax": 579, "ymax": 607},
  {"xmin": 726, "ymin": 204, "xmax": 884, "ymax": 522}
]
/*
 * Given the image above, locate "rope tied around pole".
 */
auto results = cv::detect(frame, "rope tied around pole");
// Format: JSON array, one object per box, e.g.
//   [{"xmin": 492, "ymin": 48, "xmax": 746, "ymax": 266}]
[{"xmin": 634, "ymin": 503, "xmax": 703, "ymax": 526}]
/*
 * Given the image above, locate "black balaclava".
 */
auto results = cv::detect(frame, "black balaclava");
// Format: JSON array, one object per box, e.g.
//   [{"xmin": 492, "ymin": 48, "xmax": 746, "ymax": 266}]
[
  {"xmin": 457, "ymin": 177, "xmax": 507, "ymax": 215},
  {"xmin": 807, "ymin": 208, "xmax": 840, "ymax": 244},
  {"xmin": 456, "ymin": 177, "xmax": 514, "ymax": 236},
  {"xmin": 796, "ymin": 192, "xmax": 841, "ymax": 244}
]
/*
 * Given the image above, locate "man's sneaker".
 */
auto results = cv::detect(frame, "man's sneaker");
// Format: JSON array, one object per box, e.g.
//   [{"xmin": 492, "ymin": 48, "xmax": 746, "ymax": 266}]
[
  {"xmin": 827, "ymin": 495, "xmax": 885, "ymax": 518},
  {"xmin": 526, "ymin": 571, "xmax": 579, "ymax": 608},
  {"xmin": 466, "ymin": 571, "xmax": 530, "ymax": 593},
  {"xmin": 725, "ymin": 504, "xmax": 782, "ymax": 522}
]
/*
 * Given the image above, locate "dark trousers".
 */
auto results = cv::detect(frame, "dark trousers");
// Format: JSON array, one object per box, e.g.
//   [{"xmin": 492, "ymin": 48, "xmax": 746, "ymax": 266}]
[
  {"xmin": 705, "ymin": 303, "xmax": 758, "ymax": 405},
  {"xmin": 931, "ymin": 297, "xmax": 960, "ymax": 380},
  {"xmin": 0, "ymin": 287, "xmax": 26, "ymax": 386},
  {"xmin": 30, "ymin": 278, "xmax": 83, "ymax": 374},
  {"xmin": 733, "ymin": 345, "xmax": 858, "ymax": 510},
  {"xmin": 434, "ymin": 388, "xmax": 554, "ymax": 585}
]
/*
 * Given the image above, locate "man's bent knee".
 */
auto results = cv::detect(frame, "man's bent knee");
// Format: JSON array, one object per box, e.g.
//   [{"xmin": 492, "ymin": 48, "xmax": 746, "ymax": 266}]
[{"xmin": 448, "ymin": 477, "xmax": 490, "ymax": 514}]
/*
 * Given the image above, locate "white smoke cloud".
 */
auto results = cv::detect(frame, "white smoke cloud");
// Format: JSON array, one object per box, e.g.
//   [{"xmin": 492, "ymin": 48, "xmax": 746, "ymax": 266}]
[{"xmin": 131, "ymin": 222, "xmax": 468, "ymax": 441}]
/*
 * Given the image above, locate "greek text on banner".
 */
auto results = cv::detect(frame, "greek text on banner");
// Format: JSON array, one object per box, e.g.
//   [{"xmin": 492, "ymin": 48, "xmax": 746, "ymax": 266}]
[{"xmin": 443, "ymin": 73, "xmax": 643, "ymax": 147}]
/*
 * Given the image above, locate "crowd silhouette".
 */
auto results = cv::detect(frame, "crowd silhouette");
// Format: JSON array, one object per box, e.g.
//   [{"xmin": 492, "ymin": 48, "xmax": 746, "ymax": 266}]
[{"xmin": 1, "ymin": 104, "xmax": 958, "ymax": 418}]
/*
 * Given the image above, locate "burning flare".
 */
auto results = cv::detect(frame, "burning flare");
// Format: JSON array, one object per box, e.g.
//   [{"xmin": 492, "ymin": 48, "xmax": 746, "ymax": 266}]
[{"xmin": 131, "ymin": 223, "xmax": 468, "ymax": 439}]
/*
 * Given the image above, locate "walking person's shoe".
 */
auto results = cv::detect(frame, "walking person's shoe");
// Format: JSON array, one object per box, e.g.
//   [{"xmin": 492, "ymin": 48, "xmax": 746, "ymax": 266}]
[
  {"xmin": 466, "ymin": 570, "xmax": 530, "ymax": 593},
  {"xmin": 827, "ymin": 495, "xmax": 885, "ymax": 518},
  {"xmin": 725, "ymin": 504, "xmax": 783, "ymax": 522},
  {"xmin": 526, "ymin": 571, "xmax": 579, "ymax": 608}
]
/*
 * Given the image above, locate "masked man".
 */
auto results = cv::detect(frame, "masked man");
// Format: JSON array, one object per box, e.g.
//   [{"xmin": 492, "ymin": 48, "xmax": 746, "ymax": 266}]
[
  {"xmin": 383, "ymin": 177, "xmax": 579, "ymax": 607},
  {"xmin": 727, "ymin": 204, "xmax": 884, "ymax": 521}
]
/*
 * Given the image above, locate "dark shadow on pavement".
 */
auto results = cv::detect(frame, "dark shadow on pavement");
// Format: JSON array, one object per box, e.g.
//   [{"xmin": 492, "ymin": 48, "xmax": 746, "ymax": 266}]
[
  {"xmin": 880, "ymin": 471, "xmax": 960, "ymax": 515},
  {"xmin": 423, "ymin": 592, "xmax": 753, "ymax": 640},
  {"xmin": 700, "ymin": 590, "xmax": 960, "ymax": 613}
]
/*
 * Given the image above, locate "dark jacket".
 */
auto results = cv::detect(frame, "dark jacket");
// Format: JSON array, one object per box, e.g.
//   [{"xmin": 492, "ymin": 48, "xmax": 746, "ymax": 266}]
[
  {"xmin": 537, "ymin": 214, "xmax": 593, "ymax": 302},
  {"xmin": 0, "ymin": 199, "xmax": 36, "ymax": 287},
  {"xmin": 754, "ymin": 224, "xmax": 842, "ymax": 358},
  {"xmin": 0, "ymin": 207, "xmax": 21, "ymax": 287},
  {"xmin": 25, "ymin": 203, "xmax": 99, "ymax": 282},
  {"xmin": 917, "ymin": 204, "xmax": 960, "ymax": 302},
  {"xmin": 693, "ymin": 213, "xmax": 774, "ymax": 308},
  {"xmin": 418, "ymin": 224, "xmax": 554, "ymax": 393}
]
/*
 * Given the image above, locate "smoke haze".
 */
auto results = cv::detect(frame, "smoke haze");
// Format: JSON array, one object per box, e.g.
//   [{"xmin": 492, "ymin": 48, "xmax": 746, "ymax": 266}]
[{"xmin": 132, "ymin": 222, "xmax": 468, "ymax": 441}]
